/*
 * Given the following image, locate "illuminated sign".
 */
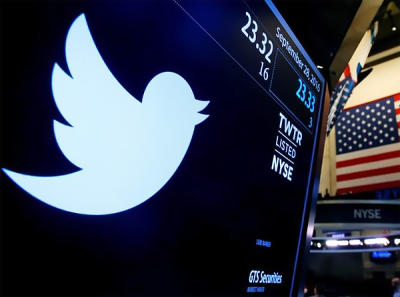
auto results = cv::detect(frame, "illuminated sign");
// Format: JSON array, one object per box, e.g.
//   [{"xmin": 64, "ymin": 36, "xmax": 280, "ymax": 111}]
[
  {"xmin": 315, "ymin": 200, "xmax": 400, "ymax": 226},
  {"xmin": 0, "ymin": 0, "xmax": 326, "ymax": 296},
  {"xmin": 371, "ymin": 251, "xmax": 393, "ymax": 258},
  {"xmin": 370, "ymin": 251, "xmax": 397, "ymax": 264},
  {"xmin": 2, "ymin": 14, "xmax": 209, "ymax": 215}
]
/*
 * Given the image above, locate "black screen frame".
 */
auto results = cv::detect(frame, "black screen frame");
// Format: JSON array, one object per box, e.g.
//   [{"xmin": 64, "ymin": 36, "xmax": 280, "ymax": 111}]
[{"xmin": 0, "ymin": 1, "xmax": 332, "ymax": 295}]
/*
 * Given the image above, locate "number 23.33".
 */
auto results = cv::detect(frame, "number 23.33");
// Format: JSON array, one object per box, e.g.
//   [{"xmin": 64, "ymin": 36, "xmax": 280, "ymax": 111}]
[{"xmin": 296, "ymin": 78, "xmax": 315, "ymax": 128}]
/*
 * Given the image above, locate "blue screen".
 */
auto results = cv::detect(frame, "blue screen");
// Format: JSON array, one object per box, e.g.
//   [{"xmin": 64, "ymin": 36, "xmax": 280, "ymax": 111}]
[{"xmin": 0, "ymin": 0, "xmax": 326, "ymax": 296}]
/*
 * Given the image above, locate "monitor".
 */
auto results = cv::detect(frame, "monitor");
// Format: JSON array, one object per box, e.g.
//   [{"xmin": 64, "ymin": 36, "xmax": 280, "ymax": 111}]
[{"xmin": 0, "ymin": 0, "xmax": 328, "ymax": 296}]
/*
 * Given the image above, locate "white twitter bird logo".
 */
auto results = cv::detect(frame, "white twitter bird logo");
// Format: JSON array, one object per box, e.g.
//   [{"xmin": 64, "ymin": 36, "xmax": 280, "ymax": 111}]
[{"xmin": 2, "ymin": 14, "xmax": 209, "ymax": 215}]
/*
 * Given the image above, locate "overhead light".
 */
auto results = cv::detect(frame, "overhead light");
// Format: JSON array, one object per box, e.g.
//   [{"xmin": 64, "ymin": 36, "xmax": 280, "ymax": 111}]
[
  {"xmin": 388, "ymin": 10, "xmax": 397, "ymax": 32},
  {"xmin": 326, "ymin": 240, "xmax": 338, "ymax": 247},
  {"xmin": 364, "ymin": 238, "xmax": 389, "ymax": 245},
  {"xmin": 395, "ymin": 238, "xmax": 400, "ymax": 245},
  {"xmin": 349, "ymin": 239, "xmax": 362, "ymax": 246},
  {"xmin": 326, "ymin": 239, "xmax": 348, "ymax": 247},
  {"xmin": 317, "ymin": 65, "xmax": 323, "ymax": 69},
  {"xmin": 317, "ymin": 242, "xmax": 322, "ymax": 248},
  {"xmin": 338, "ymin": 240, "xmax": 349, "ymax": 246}
]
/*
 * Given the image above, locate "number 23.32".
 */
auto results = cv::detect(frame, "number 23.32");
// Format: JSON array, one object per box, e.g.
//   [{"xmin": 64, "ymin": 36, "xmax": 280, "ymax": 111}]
[
  {"xmin": 241, "ymin": 12, "xmax": 274, "ymax": 63},
  {"xmin": 241, "ymin": 11, "xmax": 274, "ymax": 82}
]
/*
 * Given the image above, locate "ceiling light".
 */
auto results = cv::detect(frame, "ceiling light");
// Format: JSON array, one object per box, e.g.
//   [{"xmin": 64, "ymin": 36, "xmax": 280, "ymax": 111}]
[
  {"xmin": 326, "ymin": 240, "xmax": 338, "ymax": 247},
  {"xmin": 388, "ymin": 10, "xmax": 397, "ymax": 32},
  {"xmin": 349, "ymin": 239, "xmax": 362, "ymax": 246},
  {"xmin": 364, "ymin": 238, "xmax": 389, "ymax": 245}
]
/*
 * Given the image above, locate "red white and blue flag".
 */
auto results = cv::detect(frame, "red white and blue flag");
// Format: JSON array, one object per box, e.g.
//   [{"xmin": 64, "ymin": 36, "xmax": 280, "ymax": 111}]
[
  {"xmin": 336, "ymin": 93, "xmax": 400, "ymax": 195},
  {"xmin": 326, "ymin": 21, "xmax": 378, "ymax": 136}
]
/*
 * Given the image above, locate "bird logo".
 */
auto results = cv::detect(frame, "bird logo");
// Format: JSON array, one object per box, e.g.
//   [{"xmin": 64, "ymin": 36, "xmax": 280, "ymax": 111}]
[{"xmin": 2, "ymin": 14, "xmax": 209, "ymax": 215}]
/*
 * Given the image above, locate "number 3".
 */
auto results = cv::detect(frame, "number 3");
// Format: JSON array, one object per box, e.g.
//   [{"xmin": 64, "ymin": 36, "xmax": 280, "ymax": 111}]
[
  {"xmin": 310, "ymin": 95, "xmax": 315, "ymax": 113},
  {"xmin": 249, "ymin": 20, "xmax": 258, "ymax": 43},
  {"xmin": 309, "ymin": 117, "xmax": 313, "ymax": 128},
  {"xmin": 305, "ymin": 91, "xmax": 312, "ymax": 108},
  {"xmin": 259, "ymin": 32, "xmax": 267, "ymax": 54},
  {"xmin": 301, "ymin": 84, "xmax": 306, "ymax": 101}
]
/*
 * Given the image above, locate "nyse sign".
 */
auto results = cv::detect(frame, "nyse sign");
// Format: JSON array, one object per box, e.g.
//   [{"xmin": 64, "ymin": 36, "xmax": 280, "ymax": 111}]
[
  {"xmin": 354, "ymin": 209, "xmax": 381, "ymax": 220},
  {"xmin": 315, "ymin": 200, "xmax": 400, "ymax": 225}
]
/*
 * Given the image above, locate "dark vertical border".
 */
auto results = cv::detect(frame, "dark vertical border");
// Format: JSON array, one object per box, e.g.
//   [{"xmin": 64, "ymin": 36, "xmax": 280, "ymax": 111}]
[
  {"xmin": 293, "ymin": 84, "xmax": 330, "ymax": 296},
  {"xmin": 263, "ymin": 0, "xmax": 330, "ymax": 295}
]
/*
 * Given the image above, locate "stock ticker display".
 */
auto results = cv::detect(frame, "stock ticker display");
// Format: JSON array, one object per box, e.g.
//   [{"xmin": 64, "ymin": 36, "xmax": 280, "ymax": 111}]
[{"xmin": 0, "ymin": 0, "xmax": 326, "ymax": 296}]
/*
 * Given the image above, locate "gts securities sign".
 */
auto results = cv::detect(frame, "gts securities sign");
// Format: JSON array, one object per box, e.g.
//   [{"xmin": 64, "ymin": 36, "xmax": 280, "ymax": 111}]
[{"xmin": 0, "ymin": 0, "xmax": 327, "ymax": 296}]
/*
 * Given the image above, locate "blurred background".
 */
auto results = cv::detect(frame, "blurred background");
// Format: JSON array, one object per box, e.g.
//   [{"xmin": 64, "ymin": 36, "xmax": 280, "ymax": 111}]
[{"xmin": 274, "ymin": 0, "xmax": 400, "ymax": 296}]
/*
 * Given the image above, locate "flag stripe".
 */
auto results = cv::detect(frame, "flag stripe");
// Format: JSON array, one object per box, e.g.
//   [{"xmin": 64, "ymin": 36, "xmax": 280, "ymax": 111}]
[
  {"xmin": 337, "ymin": 181, "xmax": 400, "ymax": 195},
  {"xmin": 342, "ymin": 93, "xmax": 399, "ymax": 111},
  {"xmin": 344, "ymin": 65, "xmax": 351, "ymax": 77},
  {"xmin": 337, "ymin": 150, "xmax": 400, "ymax": 168},
  {"xmin": 336, "ymin": 142, "xmax": 400, "ymax": 162},
  {"xmin": 337, "ymin": 165, "xmax": 400, "ymax": 181},
  {"xmin": 337, "ymin": 157, "xmax": 400, "ymax": 175},
  {"xmin": 337, "ymin": 173, "xmax": 400, "ymax": 189}
]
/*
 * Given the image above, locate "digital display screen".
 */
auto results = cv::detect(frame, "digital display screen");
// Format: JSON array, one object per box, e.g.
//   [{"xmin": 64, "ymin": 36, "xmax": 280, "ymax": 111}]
[
  {"xmin": 0, "ymin": 0, "xmax": 326, "ymax": 296},
  {"xmin": 370, "ymin": 251, "xmax": 397, "ymax": 263}
]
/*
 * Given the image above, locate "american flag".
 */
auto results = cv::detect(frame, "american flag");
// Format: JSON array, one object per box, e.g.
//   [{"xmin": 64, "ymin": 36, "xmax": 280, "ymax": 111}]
[
  {"xmin": 335, "ymin": 93, "xmax": 400, "ymax": 195},
  {"xmin": 326, "ymin": 21, "xmax": 378, "ymax": 136},
  {"xmin": 326, "ymin": 69, "xmax": 355, "ymax": 136}
]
